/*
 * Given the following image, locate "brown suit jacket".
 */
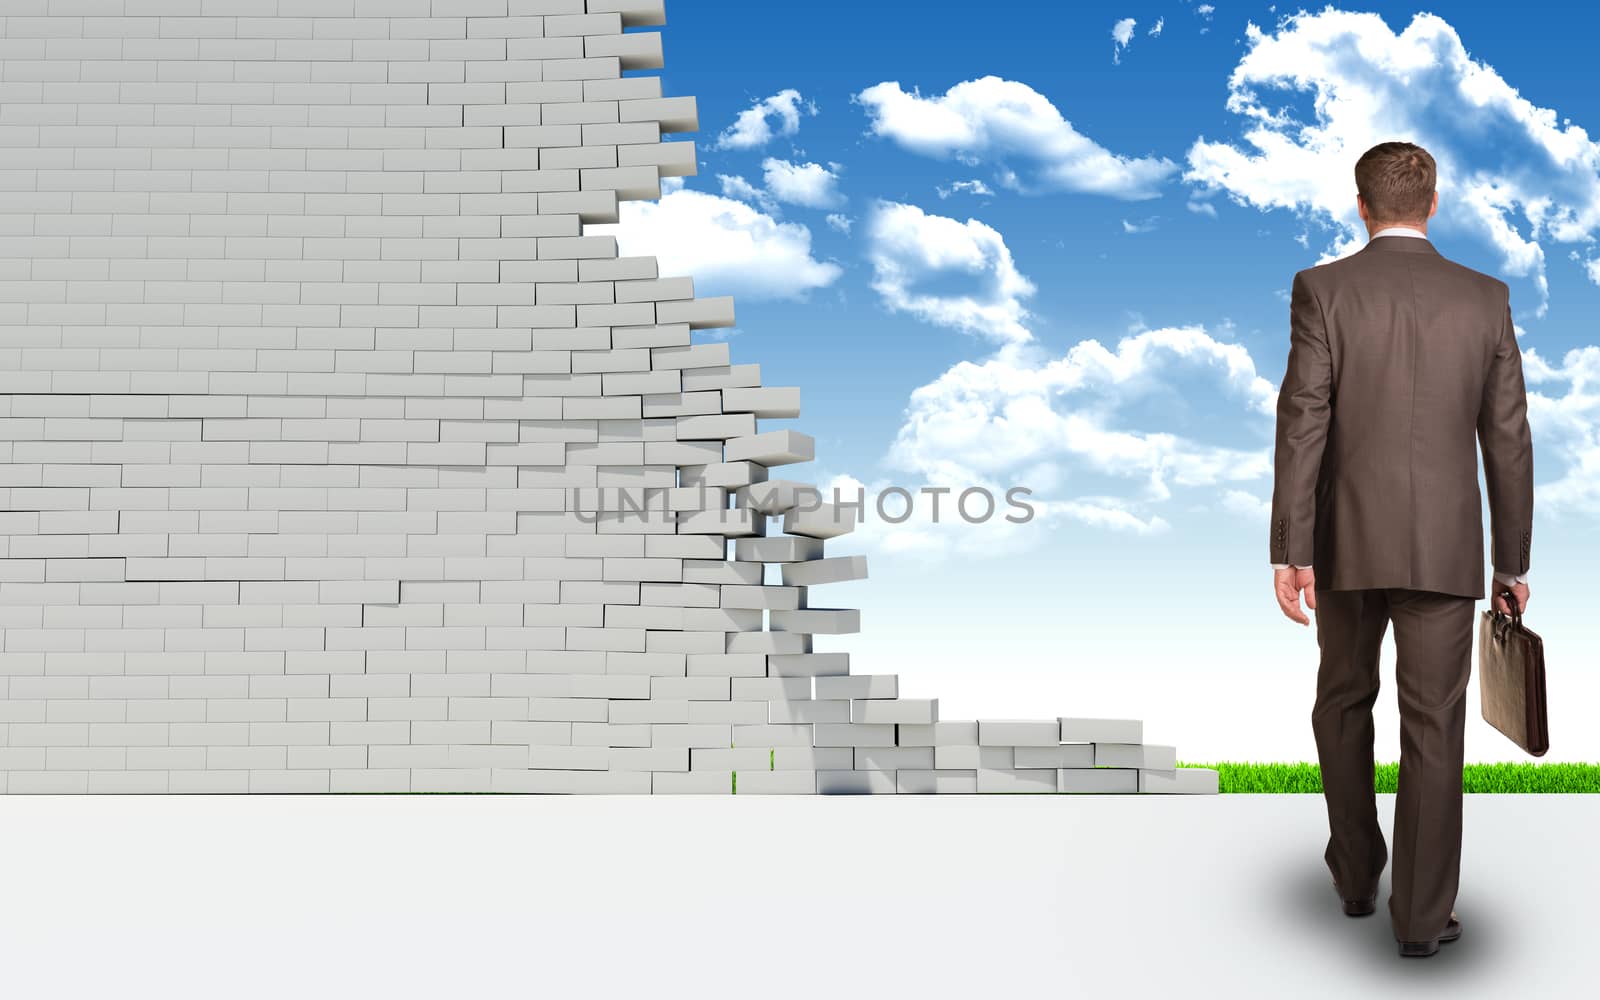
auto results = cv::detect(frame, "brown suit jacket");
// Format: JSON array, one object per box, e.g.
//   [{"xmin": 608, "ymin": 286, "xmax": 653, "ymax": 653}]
[{"xmin": 1269, "ymin": 234, "xmax": 1533, "ymax": 600}]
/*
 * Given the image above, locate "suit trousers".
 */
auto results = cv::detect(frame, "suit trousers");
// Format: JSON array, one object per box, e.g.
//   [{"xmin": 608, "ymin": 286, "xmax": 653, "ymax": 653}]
[{"xmin": 1311, "ymin": 586, "xmax": 1475, "ymax": 942}]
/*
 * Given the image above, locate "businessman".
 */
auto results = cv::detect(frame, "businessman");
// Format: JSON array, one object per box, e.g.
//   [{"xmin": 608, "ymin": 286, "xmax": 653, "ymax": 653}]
[{"xmin": 1268, "ymin": 141, "xmax": 1534, "ymax": 958}]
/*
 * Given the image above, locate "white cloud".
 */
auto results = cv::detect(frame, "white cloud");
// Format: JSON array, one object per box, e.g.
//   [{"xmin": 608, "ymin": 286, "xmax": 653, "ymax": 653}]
[
  {"xmin": 716, "ymin": 173, "xmax": 777, "ymax": 214},
  {"xmin": 1112, "ymin": 18, "xmax": 1137, "ymax": 64},
  {"xmin": 718, "ymin": 160, "xmax": 848, "ymax": 214},
  {"xmin": 1585, "ymin": 255, "xmax": 1600, "ymax": 286},
  {"xmin": 1059, "ymin": 499, "xmax": 1171, "ymax": 534},
  {"xmin": 852, "ymin": 203, "xmax": 1278, "ymax": 556},
  {"xmin": 811, "ymin": 473, "xmax": 1051, "ymax": 561},
  {"xmin": 717, "ymin": 174, "xmax": 764, "ymax": 202},
  {"xmin": 1220, "ymin": 489, "xmax": 1271, "ymax": 518},
  {"xmin": 936, "ymin": 179, "xmax": 996, "ymax": 200},
  {"xmin": 761, "ymin": 158, "xmax": 845, "ymax": 209},
  {"xmin": 1524, "ymin": 345, "xmax": 1600, "ymax": 514},
  {"xmin": 1186, "ymin": 197, "xmax": 1219, "ymax": 218},
  {"xmin": 853, "ymin": 75, "xmax": 1178, "ymax": 200},
  {"xmin": 807, "ymin": 475, "xmax": 1170, "ymax": 567},
  {"xmin": 1122, "ymin": 216, "xmax": 1160, "ymax": 234},
  {"xmin": 887, "ymin": 326, "xmax": 1277, "ymax": 509},
  {"xmin": 1196, "ymin": 3, "xmax": 1216, "ymax": 19},
  {"xmin": 1149, "ymin": 17, "xmax": 1166, "ymax": 38},
  {"xmin": 591, "ymin": 177, "xmax": 842, "ymax": 302},
  {"xmin": 864, "ymin": 199, "xmax": 1037, "ymax": 346},
  {"xmin": 825, "ymin": 213, "xmax": 853, "ymax": 234},
  {"xmin": 1184, "ymin": 10, "xmax": 1600, "ymax": 315},
  {"xmin": 715, "ymin": 89, "xmax": 817, "ymax": 150}
]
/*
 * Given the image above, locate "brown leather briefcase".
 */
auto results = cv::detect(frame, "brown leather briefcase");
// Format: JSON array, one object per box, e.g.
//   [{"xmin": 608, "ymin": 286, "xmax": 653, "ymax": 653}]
[{"xmin": 1478, "ymin": 593, "xmax": 1548, "ymax": 757}]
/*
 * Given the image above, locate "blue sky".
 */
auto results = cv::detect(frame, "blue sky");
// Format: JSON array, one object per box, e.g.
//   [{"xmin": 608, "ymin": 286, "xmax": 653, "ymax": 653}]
[{"xmin": 594, "ymin": 1, "xmax": 1600, "ymax": 762}]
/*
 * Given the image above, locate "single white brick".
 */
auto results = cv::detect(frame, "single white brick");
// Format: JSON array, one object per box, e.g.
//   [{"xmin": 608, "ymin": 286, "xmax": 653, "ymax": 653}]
[
  {"xmin": 1139, "ymin": 767, "xmax": 1219, "ymax": 794},
  {"xmin": 817, "ymin": 769, "xmax": 895, "ymax": 795},
  {"xmin": 1058, "ymin": 768, "xmax": 1140, "ymax": 794},
  {"xmin": 723, "ymin": 429, "xmax": 813, "ymax": 466},
  {"xmin": 977, "ymin": 767, "xmax": 1058, "ymax": 794},
  {"xmin": 1094, "ymin": 743, "xmax": 1177, "ymax": 771},
  {"xmin": 896, "ymin": 769, "xmax": 978, "ymax": 794},
  {"xmin": 851, "ymin": 698, "xmax": 936, "ymax": 725},
  {"xmin": 978, "ymin": 719, "xmax": 1059, "ymax": 746},
  {"xmin": 1059, "ymin": 717, "xmax": 1144, "ymax": 744},
  {"xmin": 1012, "ymin": 744, "xmax": 1097, "ymax": 769}
]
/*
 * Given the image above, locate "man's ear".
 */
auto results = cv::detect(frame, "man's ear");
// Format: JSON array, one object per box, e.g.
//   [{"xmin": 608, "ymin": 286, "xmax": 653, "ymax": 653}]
[
  {"xmin": 1430, "ymin": 190, "xmax": 1439, "ymax": 218},
  {"xmin": 1356, "ymin": 193, "xmax": 1367, "ymax": 222}
]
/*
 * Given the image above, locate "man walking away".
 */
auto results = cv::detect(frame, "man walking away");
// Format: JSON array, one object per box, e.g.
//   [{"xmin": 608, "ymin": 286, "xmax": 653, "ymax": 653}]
[{"xmin": 1268, "ymin": 140, "xmax": 1534, "ymax": 958}]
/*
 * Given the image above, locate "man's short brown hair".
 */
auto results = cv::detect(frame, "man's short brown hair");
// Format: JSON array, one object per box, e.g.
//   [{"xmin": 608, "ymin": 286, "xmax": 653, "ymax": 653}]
[{"xmin": 1354, "ymin": 141, "xmax": 1436, "ymax": 224}]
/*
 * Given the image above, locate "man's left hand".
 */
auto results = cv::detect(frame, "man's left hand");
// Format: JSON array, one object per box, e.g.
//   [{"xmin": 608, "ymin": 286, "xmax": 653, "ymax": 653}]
[{"xmin": 1274, "ymin": 566, "xmax": 1317, "ymax": 626}]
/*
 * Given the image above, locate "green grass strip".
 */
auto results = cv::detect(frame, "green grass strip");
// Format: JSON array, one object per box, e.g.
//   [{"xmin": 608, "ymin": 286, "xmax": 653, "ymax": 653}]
[{"xmin": 1179, "ymin": 761, "xmax": 1600, "ymax": 793}]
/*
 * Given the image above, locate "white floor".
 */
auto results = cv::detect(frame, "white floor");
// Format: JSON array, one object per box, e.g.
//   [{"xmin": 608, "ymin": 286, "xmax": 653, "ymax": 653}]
[{"xmin": 1, "ymin": 794, "xmax": 1591, "ymax": 999}]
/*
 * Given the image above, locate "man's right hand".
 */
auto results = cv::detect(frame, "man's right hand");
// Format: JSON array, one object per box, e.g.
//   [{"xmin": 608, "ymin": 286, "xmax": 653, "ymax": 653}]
[{"xmin": 1492, "ymin": 582, "xmax": 1530, "ymax": 616}]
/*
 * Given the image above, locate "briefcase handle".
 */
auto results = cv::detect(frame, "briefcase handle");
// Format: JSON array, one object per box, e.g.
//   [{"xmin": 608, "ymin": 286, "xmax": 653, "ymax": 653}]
[{"xmin": 1492, "ymin": 587, "xmax": 1523, "ymax": 638}]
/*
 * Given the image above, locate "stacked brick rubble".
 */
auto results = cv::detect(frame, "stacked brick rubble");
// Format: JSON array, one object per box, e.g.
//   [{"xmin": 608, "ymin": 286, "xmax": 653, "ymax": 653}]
[{"xmin": 0, "ymin": 0, "xmax": 1217, "ymax": 795}]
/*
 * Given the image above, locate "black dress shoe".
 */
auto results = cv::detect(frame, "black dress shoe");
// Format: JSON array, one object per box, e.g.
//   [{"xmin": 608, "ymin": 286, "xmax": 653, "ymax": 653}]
[
  {"xmin": 1398, "ymin": 912, "xmax": 1462, "ymax": 958},
  {"xmin": 1331, "ymin": 875, "xmax": 1377, "ymax": 917}
]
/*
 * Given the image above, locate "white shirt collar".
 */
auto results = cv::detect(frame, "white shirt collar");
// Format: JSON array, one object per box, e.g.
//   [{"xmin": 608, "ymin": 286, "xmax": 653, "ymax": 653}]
[{"xmin": 1371, "ymin": 225, "xmax": 1429, "ymax": 240}]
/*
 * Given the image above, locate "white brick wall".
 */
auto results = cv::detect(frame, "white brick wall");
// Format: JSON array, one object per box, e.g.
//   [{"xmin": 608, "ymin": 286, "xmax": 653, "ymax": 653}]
[{"xmin": 0, "ymin": 1, "xmax": 1215, "ymax": 796}]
